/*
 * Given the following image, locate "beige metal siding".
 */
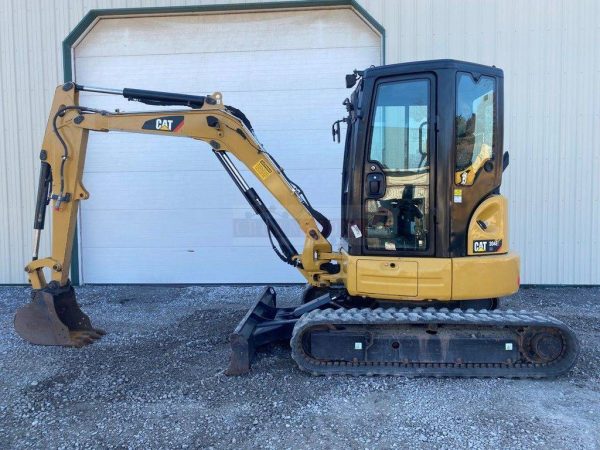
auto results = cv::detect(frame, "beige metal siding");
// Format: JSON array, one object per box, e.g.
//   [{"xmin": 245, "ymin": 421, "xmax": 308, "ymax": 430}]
[{"xmin": 1, "ymin": 0, "xmax": 598, "ymax": 284}]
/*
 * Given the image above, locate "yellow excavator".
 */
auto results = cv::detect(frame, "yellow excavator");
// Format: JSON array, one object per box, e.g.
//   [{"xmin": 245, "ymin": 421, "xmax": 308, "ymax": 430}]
[{"xmin": 14, "ymin": 60, "xmax": 579, "ymax": 377}]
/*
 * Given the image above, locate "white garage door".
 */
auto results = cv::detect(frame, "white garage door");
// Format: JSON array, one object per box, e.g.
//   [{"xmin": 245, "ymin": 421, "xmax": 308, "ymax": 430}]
[{"xmin": 74, "ymin": 7, "xmax": 381, "ymax": 283}]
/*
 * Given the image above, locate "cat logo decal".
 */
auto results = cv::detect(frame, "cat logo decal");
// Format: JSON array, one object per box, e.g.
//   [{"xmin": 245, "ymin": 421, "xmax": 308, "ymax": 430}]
[{"xmin": 142, "ymin": 116, "xmax": 184, "ymax": 132}]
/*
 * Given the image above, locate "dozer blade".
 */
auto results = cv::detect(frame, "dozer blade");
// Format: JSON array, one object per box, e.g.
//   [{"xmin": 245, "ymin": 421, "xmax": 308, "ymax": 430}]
[
  {"xmin": 226, "ymin": 287, "xmax": 295, "ymax": 375},
  {"xmin": 225, "ymin": 287, "xmax": 334, "ymax": 375},
  {"xmin": 14, "ymin": 284, "xmax": 105, "ymax": 347}
]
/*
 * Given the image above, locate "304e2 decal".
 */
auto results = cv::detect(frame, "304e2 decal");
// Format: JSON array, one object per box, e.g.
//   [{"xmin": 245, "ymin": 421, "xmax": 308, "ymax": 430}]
[
  {"xmin": 473, "ymin": 239, "xmax": 502, "ymax": 253},
  {"xmin": 142, "ymin": 116, "xmax": 184, "ymax": 132}
]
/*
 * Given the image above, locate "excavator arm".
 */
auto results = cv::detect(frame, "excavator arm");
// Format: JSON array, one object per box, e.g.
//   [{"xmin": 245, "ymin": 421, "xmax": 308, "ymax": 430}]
[
  {"xmin": 26, "ymin": 82, "xmax": 341, "ymax": 291},
  {"xmin": 15, "ymin": 82, "xmax": 342, "ymax": 361}
]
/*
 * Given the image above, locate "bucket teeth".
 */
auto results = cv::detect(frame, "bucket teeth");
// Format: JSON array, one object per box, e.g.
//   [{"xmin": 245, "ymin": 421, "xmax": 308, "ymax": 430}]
[
  {"xmin": 69, "ymin": 329, "xmax": 106, "ymax": 347},
  {"xmin": 14, "ymin": 284, "xmax": 104, "ymax": 347}
]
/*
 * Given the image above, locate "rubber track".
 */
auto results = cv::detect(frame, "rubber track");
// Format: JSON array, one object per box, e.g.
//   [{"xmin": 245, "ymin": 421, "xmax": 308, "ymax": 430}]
[{"xmin": 290, "ymin": 307, "xmax": 580, "ymax": 378}]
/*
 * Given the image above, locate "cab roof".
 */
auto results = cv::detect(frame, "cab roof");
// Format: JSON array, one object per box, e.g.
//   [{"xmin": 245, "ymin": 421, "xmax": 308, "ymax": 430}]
[{"xmin": 363, "ymin": 59, "xmax": 504, "ymax": 79}]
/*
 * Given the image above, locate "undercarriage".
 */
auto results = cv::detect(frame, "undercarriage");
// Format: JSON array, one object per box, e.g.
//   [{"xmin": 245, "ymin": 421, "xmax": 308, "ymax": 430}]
[{"xmin": 226, "ymin": 287, "xmax": 579, "ymax": 378}]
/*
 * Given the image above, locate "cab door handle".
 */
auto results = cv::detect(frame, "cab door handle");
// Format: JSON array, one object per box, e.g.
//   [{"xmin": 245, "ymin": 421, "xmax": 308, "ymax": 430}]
[{"xmin": 366, "ymin": 173, "xmax": 386, "ymax": 198}]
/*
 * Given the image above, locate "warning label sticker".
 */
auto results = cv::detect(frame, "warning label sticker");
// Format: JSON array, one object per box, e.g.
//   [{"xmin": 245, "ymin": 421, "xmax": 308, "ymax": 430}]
[
  {"xmin": 453, "ymin": 188, "xmax": 463, "ymax": 203},
  {"xmin": 252, "ymin": 159, "xmax": 273, "ymax": 180},
  {"xmin": 350, "ymin": 224, "xmax": 363, "ymax": 238}
]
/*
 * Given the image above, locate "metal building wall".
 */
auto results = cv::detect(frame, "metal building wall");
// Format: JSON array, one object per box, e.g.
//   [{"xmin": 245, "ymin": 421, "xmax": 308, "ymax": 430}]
[{"xmin": 1, "ymin": 0, "xmax": 598, "ymax": 284}]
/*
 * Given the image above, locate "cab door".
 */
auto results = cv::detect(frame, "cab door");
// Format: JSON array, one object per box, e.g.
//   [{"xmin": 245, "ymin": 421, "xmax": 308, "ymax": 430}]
[
  {"xmin": 355, "ymin": 74, "xmax": 435, "ymax": 297},
  {"xmin": 450, "ymin": 71, "xmax": 503, "ymax": 256}
]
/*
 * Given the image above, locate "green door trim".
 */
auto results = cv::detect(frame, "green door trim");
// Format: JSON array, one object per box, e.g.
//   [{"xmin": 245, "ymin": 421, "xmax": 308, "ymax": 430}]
[{"xmin": 62, "ymin": 0, "xmax": 385, "ymax": 285}]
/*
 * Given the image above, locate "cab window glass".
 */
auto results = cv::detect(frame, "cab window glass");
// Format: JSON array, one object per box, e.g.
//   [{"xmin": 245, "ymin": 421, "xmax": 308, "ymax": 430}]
[
  {"xmin": 369, "ymin": 80, "xmax": 429, "ymax": 173},
  {"xmin": 365, "ymin": 79, "xmax": 430, "ymax": 252},
  {"xmin": 455, "ymin": 73, "xmax": 495, "ymax": 185}
]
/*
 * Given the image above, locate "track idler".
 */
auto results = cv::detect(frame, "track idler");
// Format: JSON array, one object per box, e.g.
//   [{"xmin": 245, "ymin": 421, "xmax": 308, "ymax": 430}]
[{"xmin": 14, "ymin": 282, "xmax": 105, "ymax": 347}]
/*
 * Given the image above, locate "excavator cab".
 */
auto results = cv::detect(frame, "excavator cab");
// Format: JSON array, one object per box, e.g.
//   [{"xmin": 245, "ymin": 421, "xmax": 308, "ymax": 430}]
[
  {"xmin": 343, "ymin": 60, "xmax": 502, "ymax": 257},
  {"xmin": 338, "ymin": 60, "xmax": 516, "ymax": 303}
]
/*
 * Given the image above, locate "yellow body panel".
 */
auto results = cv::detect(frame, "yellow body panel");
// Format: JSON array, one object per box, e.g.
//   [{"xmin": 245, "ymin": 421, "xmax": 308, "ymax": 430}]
[
  {"xmin": 355, "ymin": 260, "xmax": 418, "ymax": 297},
  {"xmin": 467, "ymin": 195, "xmax": 509, "ymax": 255},
  {"xmin": 343, "ymin": 250, "xmax": 519, "ymax": 301},
  {"xmin": 452, "ymin": 252, "xmax": 520, "ymax": 299},
  {"xmin": 344, "ymin": 251, "xmax": 453, "ymax": 300}
]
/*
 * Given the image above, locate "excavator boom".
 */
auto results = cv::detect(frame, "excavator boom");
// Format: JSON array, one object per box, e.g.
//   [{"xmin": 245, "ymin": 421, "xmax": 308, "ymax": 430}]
[
  {"xmin": 15, "ymin": 82, "xmax": 340, "ymax": 362},
  {"xmin": 23, "ymin": 82, "xmax": 338, "ymax": 290}
]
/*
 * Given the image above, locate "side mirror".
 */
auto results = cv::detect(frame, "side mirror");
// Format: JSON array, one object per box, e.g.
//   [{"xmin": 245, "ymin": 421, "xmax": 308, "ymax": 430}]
[
  {"xmin": 502, "ymin": 151, "xmax": 510, "ymax": 171},
  {"xmin": 345, "ymin": 73, "xmax": 357, "ymax": 89}
]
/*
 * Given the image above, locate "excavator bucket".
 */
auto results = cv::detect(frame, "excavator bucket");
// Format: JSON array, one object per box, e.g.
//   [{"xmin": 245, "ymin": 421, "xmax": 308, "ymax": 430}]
[{"xmin": 14, "ymin": 284, "xmax": 105, "ymax": 347}]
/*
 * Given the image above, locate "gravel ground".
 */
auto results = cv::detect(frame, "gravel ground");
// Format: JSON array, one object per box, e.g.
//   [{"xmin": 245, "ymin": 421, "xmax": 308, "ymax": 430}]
[{"xmin": 1, "ymin": 285, "xmax": 599, "ymax": 449}]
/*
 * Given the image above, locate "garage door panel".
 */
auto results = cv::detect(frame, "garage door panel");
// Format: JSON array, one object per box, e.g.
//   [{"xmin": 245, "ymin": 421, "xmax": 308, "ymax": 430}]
[
  {"xmin": 82, "ymin": 169, "xmax": 342, "ymax": 211},
  {"xmin": 81, "ymin": 246, "xmax": 305, "ymax": 284},
  {"xmin": 75, "ymin": 46, "xmax": 380, "ymax": 92},
  {"xmin": 218, "ymin": 90, "xmax": 352, "ymax": 132},
  {"xmin": 257, "ymin": 128, "xmax": 347, "ymax": 169},
  {"xmin": 80, "ymin": 206, "xmax": 341, "ymax": 249},
  {"xmin": 83, "ymin": 128, "xmax": 347, "ymax": 173},
  {"xmin": 76, "ymin": 10, "xmax": 378, "ymax": 58},
  {"xmin": 76, "ymin": 7, "xmax": 380, "ymax": 283}
]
